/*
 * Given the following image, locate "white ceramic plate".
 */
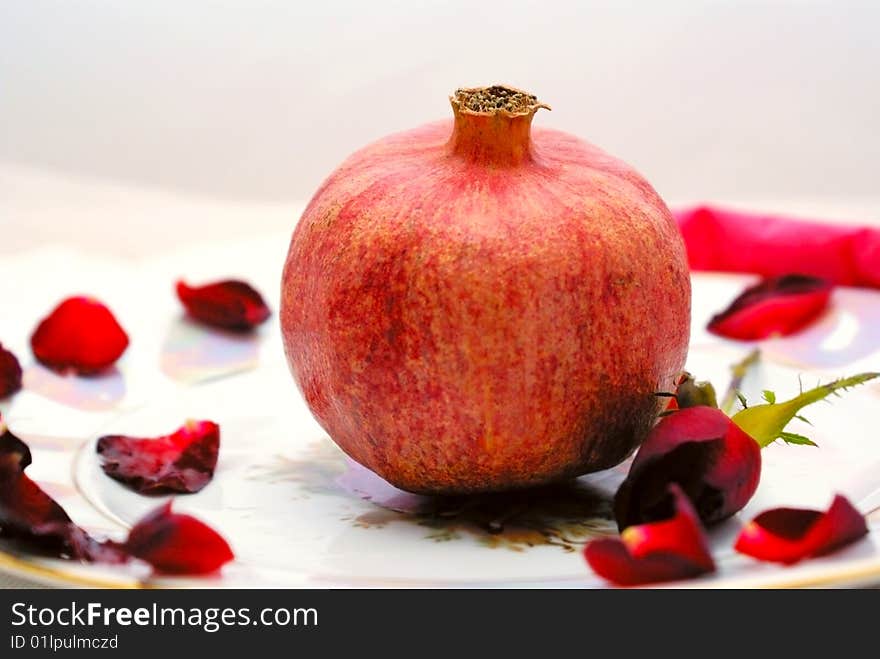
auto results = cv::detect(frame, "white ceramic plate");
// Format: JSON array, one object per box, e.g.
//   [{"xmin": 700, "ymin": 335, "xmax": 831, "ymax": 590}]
[{"xmin": 2, "ymin": 273, "xmax": 880, "ymax": 588}]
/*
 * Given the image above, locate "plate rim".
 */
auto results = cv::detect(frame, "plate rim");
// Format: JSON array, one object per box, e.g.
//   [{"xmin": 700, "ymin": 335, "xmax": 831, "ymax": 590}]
[{"xmin": 3, "ymin": 522, "xmax": 880, "ymax": 589}]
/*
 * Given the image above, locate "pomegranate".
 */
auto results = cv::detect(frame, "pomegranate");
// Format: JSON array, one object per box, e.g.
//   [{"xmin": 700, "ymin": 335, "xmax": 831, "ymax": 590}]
[{"xmin": 281, "ymin": 86, "xmax": 690, "ymax": 494}]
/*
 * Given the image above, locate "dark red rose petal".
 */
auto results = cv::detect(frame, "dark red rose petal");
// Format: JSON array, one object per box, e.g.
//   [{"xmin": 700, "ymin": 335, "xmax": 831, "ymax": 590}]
[
  {"xmin": 30, "ymin": 297, "xmax": 129, "ymax": 374},
  {"xmin": 0, "ymin": 420, "xmax": 70, "ymax": 530},
  {"xmin": 0, "ymin": 417, "xmax": 125, "ymax": 562},
  {"xmin": 707, "ymin": 274, "xmax": 833, "ymax": 340},
  {"xmin": 734, "ymin": 495, "xmax": 869, "ymax": 565},
  {"xmin": 614, "ymin": 406, "xmax": 761, "ymax": 529},
  {"xmin": 585, "ymin": 485, "xmax": 715, "ymax": 586},
  {"xmin": 123, "ymin": 501, "xmax": 234, "ymax": 574},
  {"xmin": 176, "ymin": 279, "xmax": 270, "ymax": 331},
  {"xmin": 0, "ymin": 344, "xmax": 23, "ymax": 398},
  {"xmin": 97, "ymin": 420, "xmax": 220, "ymax": 494},
  {"xmin": 28, "ymin": 522, "xmax": 128, "ymax": 564}
]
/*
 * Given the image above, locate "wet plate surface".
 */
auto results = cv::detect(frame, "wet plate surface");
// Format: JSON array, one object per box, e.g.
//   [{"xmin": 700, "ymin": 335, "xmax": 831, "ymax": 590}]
[{"xmin": 2, "ymin": 273, "xmax": 880, "ymax": 587}]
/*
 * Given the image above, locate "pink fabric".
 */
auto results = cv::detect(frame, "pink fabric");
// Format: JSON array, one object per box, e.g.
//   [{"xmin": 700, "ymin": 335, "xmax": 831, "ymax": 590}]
[{"xmin": 673, "ymin": 205, "xmax": 880, "ymax": 289}]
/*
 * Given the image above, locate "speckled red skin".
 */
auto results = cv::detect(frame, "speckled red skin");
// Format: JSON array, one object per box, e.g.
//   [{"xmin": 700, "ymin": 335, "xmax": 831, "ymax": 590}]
[{"xmin": 281, "ymin": 99, "xmax": 690, "ymax": 494}]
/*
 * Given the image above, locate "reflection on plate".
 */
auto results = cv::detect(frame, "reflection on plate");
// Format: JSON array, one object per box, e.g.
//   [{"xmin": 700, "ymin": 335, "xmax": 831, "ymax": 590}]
[
  {"xmin": 159, "ymin": 317, "xmax": 263, "ymax": 384},
  {"xmin": 2, "ymin": 273, "xmax": 880, "ymax": 588},
  {"xmin": 22, "ymin": 364, "xmax": 126, "ymax": 411}
]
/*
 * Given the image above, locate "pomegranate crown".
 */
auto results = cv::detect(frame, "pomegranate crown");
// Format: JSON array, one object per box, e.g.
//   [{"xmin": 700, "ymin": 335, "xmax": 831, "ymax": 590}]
[{"xmin": 450, "ymin": 85, "xmax": 551, "ymax": 117}]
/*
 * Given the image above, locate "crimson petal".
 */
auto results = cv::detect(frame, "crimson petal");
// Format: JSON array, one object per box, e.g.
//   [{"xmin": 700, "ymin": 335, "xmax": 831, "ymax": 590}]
[
  {"xmin": 734, "ymin": 495, "xmax": 868, "ymax": 565},
  {"xmin": 584, "ymin": 485, "xmax": 715, "ymax": 586},
  {"xmin": 123, "ymin": 501, "xmax": 234, "ymax": 574},
  {"xmin": 614, "ymin": 406, "xmax": 761, "ymax": 529},
  {"xmin": 0, "ymin": 421, "xmax": 69, "ymax": 528},
  {"xmin": 30, "ymin": 297, "xmax": 129, "ymax": 374},
  {"xmin": 176, "ymin": 279, "xmax": 270, "ymax": 331},
  {"xmin": 97, "ymin": 420, "xmax": 219, "ymax": 494},
  {"xmin": 0, "ymin": 418, "xmax": 126, "ymax": 562},
  {"xmin": 0, "ymin": 344, "xmax": 23, "ymax": 398},
  {"xmin": 707, "ymin": 274, "xmax": 832, "ymax": 341}
]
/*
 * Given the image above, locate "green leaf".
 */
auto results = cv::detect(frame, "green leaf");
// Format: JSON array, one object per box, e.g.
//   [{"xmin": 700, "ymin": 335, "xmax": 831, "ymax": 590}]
[
  {"xmin": 732, "ymin": 372, "xmax": 879, "ymax": 448},
  {"xmin": 794, "ymin": 414, "xmax": 812, "ymax": 426},
  {"xmin": 779, "ymin": 431, "xmax": 818, "ymax": 447},
  {"xmin": 762, "ymin": 390, "xmax": 776, "ymax": 404}
]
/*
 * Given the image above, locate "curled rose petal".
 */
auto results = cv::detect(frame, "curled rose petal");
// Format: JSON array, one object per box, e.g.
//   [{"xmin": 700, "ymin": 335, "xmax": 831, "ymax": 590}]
[
  {"xmin": 614, "ymin": 406, "xmax": 761, "ymax": 529},
  {"xmin": 0, "ymin": 417, "xmax": 125, "ymax": 562},
  {"xmin": 707, "ymin": 274, "xmax": 833, "ymax": 341},
  {"xmin": 0, "ymin": 344, "xmax": 23, "ymax": 398},
  {"xmin": 123, "ymin": 501, "xmax": 234, "ymax": 574},
  {"xmin": 0, "ymin": 419, "xmax": 69, "ymax": 530},
  {"xmin": 584, "ymin": 485, "xmax": 715, "ymax": 586},
  {"xmin": 734, "ymin": 495, "xmax": 868, "ymax": 565},
  {"xmin": 97, "ymin": 420, "xmax": 220, "ymax": 494},
  {"xmin": 30, "ymin": 297, "xmax": 129, "ymax": 374},
  {"xmin": 176, "ymin": 279, "xmax": 270, "ymax": 331}
]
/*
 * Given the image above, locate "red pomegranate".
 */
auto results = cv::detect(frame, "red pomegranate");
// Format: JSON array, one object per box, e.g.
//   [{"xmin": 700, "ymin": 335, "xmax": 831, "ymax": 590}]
[{"xmin": 281, "ymin": 86, "xmax": 690, "ymax": 494}]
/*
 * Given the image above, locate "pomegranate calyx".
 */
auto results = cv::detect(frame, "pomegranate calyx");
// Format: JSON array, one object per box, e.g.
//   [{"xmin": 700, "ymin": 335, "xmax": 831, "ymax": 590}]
[
  {"xmin": 448, "ymin": 85, "xmax": 550, "ymax": 165},
  {"xmin": 450, "ymin": 85, "xmax": 551, "ymax": 117}
]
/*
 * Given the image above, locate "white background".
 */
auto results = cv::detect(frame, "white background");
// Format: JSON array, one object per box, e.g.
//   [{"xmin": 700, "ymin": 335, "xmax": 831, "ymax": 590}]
[{"xmin": 2, "ymin": 0, "xmax": 879, "ymax": 256}]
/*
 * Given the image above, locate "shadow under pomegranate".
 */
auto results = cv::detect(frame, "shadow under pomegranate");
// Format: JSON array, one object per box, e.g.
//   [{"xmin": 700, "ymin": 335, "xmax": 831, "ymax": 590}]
[
  {"xmin": 354, "ymin": 481, "xmax": 619, "ymax": 552},
  {"xmin": 262, "ymin": 439, "xmax": 621, "ymax": 552}
]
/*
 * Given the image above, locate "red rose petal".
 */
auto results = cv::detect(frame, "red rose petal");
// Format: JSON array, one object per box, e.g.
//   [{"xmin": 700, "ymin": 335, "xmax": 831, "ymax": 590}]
[
  {"xmin": 0, "ymin": 421, "xmax": 70, "ymax": 529},
  {"xmin": 585, "ymin": 485, "xmax": 715, "ymax": 586},
  {"xmin": 614, "ymin": 406, "xmax": 761, "ymax": 529},
  {"xmin": 0, "ymin": 417, "xmax": 126, "ymax": 562},
  {"xmin": 97, "ymin": 420, "xmax": 219, "ymax": 494},
  {"xmin": 30, "ymin": 297, "xmax": 129, "ymax": 374},
  {"xmin": 176, "ymin": 279, "xmax": 270, "ymax": 331},
  {"xmin": 123, "ymin": 501, "xmax": 234, "ymax": 575},
  {"xmin": 0, "ymin": 344, "xmax": 23, "ymax": 398},
  {"xmin": 734, "ymin": 495, "xmax": 869, "ymax": 565},
  {"xmin": 707, "ymin": 274, "xmax": 833, "ymax": 341}
]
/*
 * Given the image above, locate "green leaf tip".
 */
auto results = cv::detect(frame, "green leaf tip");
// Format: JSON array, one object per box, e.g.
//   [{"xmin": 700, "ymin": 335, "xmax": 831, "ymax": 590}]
[{"xmin": 779, "ymin": 431, "xmax": 818, "ymax": 447}]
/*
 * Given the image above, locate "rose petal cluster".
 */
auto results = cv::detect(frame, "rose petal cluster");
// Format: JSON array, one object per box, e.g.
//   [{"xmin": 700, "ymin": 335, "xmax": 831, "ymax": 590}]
[{"xmin": 1, "ymin": 418, "xmax": 233, "ymax": 575}]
